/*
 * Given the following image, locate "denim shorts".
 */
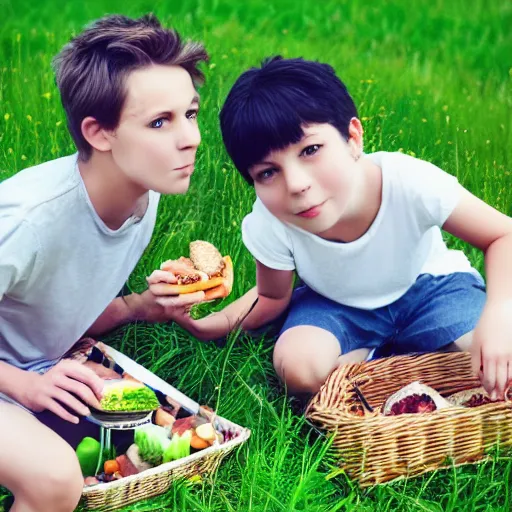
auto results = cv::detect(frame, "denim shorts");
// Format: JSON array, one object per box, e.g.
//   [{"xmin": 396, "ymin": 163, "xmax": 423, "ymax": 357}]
[{"xmin": 279, "ymin": 272, "xmax": 486, "ymax": 358}]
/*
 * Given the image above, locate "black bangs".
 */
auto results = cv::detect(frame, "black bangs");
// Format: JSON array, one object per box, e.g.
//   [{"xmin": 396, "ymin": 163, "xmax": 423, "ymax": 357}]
[
  {"xmin": 221, "ymin": 87, "xmax": 310, "ymax": 184},
  {"xmin": 220, "ymin": 57, "xmax": 358, "ymax": 185}
]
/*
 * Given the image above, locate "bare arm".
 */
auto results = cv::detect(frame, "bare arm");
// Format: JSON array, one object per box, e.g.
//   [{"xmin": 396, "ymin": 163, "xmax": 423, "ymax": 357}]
[
  {"xmin": 86, "ymin": 276, "xmax": 205, "ymax": 337},
  {"xmin": 85, "ymin": 295, "xmax": 134, "ymax": 337},
  {"xmin": 172, "ymin": 261, "xmax": 295, "ymax": 341},
  {"xmin": 0, "ymin": 359, "xmax": 103, "ymax": 422},
  {"xmin": 443, "ymin": 187, "xmax": 512, "ymax": 397}
]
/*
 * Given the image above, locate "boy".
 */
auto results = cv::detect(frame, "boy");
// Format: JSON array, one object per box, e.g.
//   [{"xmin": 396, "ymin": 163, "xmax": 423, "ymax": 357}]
[
  {"xmin": 156, "ymin": 56, "xmax": 512, "ymax": 403},
  {"xmin": 0, "ymin": 14, "xmax": 207, "ymax": 512}
]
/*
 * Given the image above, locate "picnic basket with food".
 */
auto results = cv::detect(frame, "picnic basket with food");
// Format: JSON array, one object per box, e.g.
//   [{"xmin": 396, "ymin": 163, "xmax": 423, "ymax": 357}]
[
  {"xmin": 305, "ymin": 352, "xmax": 512, "ymax": 487},
  {"xmin": 75, "ymin": 343, "xmax": 249, "ymax": 511}
]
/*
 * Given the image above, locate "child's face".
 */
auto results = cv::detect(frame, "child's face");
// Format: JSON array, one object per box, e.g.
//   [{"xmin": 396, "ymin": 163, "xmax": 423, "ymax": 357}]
[
  {"xmin": 248, "ymin": 121, "xmax": 363, "ymax": 236},
  {"xmin": 105, "ymin": 64, "xmax": 201, "ymax": 195}
]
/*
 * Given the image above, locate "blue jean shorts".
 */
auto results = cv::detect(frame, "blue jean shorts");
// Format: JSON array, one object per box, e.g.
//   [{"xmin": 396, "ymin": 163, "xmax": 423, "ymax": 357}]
[{"xmin": 279, "ymin": 272, "xmax": 486, "ymax": 358}]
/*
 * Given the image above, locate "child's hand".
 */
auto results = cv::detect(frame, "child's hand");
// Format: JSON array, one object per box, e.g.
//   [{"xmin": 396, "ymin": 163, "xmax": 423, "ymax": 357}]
[
  {"xmin": 163, "ymin": 303, "xmax": 197, "ymax": 331},
  {"xmin": 146, "ymin": 268, "xmax": 178, "ymax": 288},
  {"xmin": 16, "ymin": 359, "xmax": 104, "ymax": 423},
  {"xmin": 471, "ymin": 301, "xmax": 512, "ymax": 399},
  {"xmin": 124, "ymin": 289, "xmax": 204, "ymax": 324}
]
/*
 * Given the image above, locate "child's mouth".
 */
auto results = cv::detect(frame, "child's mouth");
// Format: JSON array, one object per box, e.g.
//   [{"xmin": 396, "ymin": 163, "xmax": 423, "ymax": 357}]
[{"xmin": 296, "ymin": 203, "xmax": 324, "ymax": 219}]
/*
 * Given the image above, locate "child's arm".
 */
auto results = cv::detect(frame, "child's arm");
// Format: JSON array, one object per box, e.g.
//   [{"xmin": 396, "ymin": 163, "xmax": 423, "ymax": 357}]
[
  {"xmin": 0, "ymin": 359, "xmax": 103, "ymax": 422},
  {"xmin": 85, "ymin": 295, "xmax": 140, "ymax": 336},
  {"xmin": 85, "ymin": 271, "xmax": 205, "ymax": 336},
  {"xmin": 442, "ymin": 188, "xmax": 512, "ymax": 398},
  {"xmin": 156, "ymin": 260, "xmax": 295, "ymax": 341}
]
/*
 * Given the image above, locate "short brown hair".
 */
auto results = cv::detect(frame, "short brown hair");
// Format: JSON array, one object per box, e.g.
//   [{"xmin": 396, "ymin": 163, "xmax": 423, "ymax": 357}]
[{"xmin": 52, "ymin": 14, "xmax": 208, "ymax": 160}]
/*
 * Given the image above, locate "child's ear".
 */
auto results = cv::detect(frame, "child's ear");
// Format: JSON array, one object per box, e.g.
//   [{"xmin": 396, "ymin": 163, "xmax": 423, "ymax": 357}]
[
  {"xmin": 347, "ymin": 117, "xmax": 364, "ymax": 159},
  {"xmin": 81, "ymin": 116, "xmax": 113, "ymax": 153}
]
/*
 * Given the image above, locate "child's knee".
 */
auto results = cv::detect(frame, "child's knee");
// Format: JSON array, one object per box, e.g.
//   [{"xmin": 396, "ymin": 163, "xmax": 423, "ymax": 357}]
[
  {"xmin": 273, "ymin": 326, "xmax": 340, "ymax": 394},
  {"xmin": 277, "ymin": 368, "xmax": 325, "ymax": 395},
  {"xmin": 12, "ymin": 439, "xmax": 83, "ymax": 511},
  {"xmin": 27, "ymin": 459, "xmax": 83, "ymax": 511}
]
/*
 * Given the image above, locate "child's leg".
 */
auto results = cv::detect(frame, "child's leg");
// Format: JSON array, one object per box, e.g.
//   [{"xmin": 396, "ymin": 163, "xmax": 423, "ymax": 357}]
[
  {"xmin": 382, "ymin": 272, "xmax": 486, "ymax": 357},
  {"xmin": 274, "ymin": 325, "xmax": 370, "ymax": 394},
  {"xmin": 274, "ymin": 325, "xmax": 369, "ymax": 393},
  {"xmin": 273, "ymin": 286, "xmax": 393, "ymax": 395},
  {"xmin": 442, "ymin": 330, "xmax": 474, "ymax": 352},
  {"xmin": 0, "ymin": 403, "xmax": 84, "ymax": 512}
]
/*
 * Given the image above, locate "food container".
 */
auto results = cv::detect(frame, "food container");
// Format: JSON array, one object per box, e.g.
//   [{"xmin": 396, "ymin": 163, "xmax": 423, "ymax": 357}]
[
  {"xmin": 79, "ymin": 344, "xmax": 250, "ymax": 510},
  {"xmin": 81, "ymin": 411, "xmax": 249, "ymax": 511},
  {"xmin": 305, "ymin": 352, "xmax": 512, "ymax": 486}
]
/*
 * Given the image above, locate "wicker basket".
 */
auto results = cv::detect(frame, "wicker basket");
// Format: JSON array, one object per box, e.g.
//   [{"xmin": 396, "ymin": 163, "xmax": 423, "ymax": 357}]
[
  {"xmin": 306, "ymin": 352, "xmax": 512, "ymax": 487},
  {"xmin": 81, "ymin": 414, "xmax": 250, "ymax": 511}
]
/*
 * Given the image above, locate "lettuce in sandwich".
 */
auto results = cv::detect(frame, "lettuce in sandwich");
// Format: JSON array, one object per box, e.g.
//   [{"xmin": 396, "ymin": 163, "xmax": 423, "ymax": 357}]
[{"xmin": 100, "ymin": 380, "xmax": 160, "ymax": 412}]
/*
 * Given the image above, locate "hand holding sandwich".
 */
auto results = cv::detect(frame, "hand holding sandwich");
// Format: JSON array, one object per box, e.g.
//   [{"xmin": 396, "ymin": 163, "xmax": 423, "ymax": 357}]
[
  {"xmin": 159, "ymin": 260, "xmax": 295, "ymax": 342},
  {"xmin": 123, "ymin": 266, "xmax": 205, "ymax": 324},
  {"xmin": 85, "ymin": 282, "xmax": 204, "ymax": 336},
  {"xmin": 149, "ymin": 241, "xmax": 234, "ymax": 305},
  {"xmin": 95, "ymin": 241, "xmax": 232, "ymax": 330},
  {"xmin": 123, "ymin": 287, "xmax": 205, "ymax": 324}
]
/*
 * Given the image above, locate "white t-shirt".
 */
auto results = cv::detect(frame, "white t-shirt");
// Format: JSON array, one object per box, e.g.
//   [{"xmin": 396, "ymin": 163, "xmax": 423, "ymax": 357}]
[
  {"xmin": 0, "ymin": 154, "xmax": 159, "ymax": 373},
  {"xmin": 242, "ymin": 151, "xmax": 480, "ymax": 310}
]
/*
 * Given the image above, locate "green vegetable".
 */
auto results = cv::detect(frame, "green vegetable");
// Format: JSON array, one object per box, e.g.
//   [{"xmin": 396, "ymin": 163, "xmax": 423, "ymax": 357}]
[
  {"xmin": 76, "ymin": 437, "xmax": 101, "ymax": 477},
  {"xmin": 100, "ymin": 381, "xmax": 159, "ymax": 412},
  {"xmin": 134, "ymin": 425, "xmax": 171, "ymax": 466},
  {"xmin": 163, "ymin": 430, "xmax": 192, "ymax": 463}
]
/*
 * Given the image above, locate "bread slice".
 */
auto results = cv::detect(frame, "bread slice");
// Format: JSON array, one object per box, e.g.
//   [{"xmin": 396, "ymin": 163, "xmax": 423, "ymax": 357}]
[
  {"xmin": 189, "ymin": 241, "xmax": 224, "ymax": 276},
  {"xmin": 203, "ymin": 256, "xmax": 233, "ymax": 301}
]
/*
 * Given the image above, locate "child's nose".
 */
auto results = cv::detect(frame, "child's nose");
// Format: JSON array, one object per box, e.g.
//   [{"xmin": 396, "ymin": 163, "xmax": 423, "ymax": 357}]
[
  {"xmin": 176, "ymin": 118, "xmax": 201, "ymax": 150},
  {"xmin": 284, "ymin": 167, "xmax": 312, "ymax": 195}
]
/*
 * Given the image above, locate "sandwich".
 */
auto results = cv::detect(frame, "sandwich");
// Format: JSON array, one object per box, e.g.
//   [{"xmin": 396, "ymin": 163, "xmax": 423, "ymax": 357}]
[
  {"xmin": 158, "ymin": 241, "xmax": 233, "ymax": 301},
  {"xmin": 99, "ymin": 380, "xmax": 160, "ymax": 412}
]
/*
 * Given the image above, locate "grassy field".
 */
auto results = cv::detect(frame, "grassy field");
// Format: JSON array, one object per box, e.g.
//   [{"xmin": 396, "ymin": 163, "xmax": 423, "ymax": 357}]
[{"xmin": 1, "ymin": 0, "xmax": 512, "ymax": 510}]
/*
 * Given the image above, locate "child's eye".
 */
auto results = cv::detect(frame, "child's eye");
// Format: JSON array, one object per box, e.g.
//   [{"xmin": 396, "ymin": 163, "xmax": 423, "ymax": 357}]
[
  {"xmin": 301, "ymin": 144, "xmax": 321, "ymax": 157},
  {"xmin": 149, "ymin": 118, "xmax": 166, "ymax": 129},
  {"xmin": 186, "ymin": 109, "xmax": 199, "ymax": 120},
  {"xmin": 256, "ymin": 168, "xmax": 277, "ymax": 182}
]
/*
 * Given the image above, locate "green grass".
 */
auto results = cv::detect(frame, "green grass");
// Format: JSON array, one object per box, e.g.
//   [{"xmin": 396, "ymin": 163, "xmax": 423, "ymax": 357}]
[{"xmin": 1, "ymin": 0, "xmax": 512, "ymax": 510}]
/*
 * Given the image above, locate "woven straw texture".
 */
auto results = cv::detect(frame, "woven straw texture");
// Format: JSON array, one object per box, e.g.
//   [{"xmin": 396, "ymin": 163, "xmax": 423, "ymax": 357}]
[
  {"xmin": 81, "ymin": 416, "xmax": 250, "ymax": 511},
  {"xmin": 306, "ymin": 352, "xmax": 512, "ymax": 487}
]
